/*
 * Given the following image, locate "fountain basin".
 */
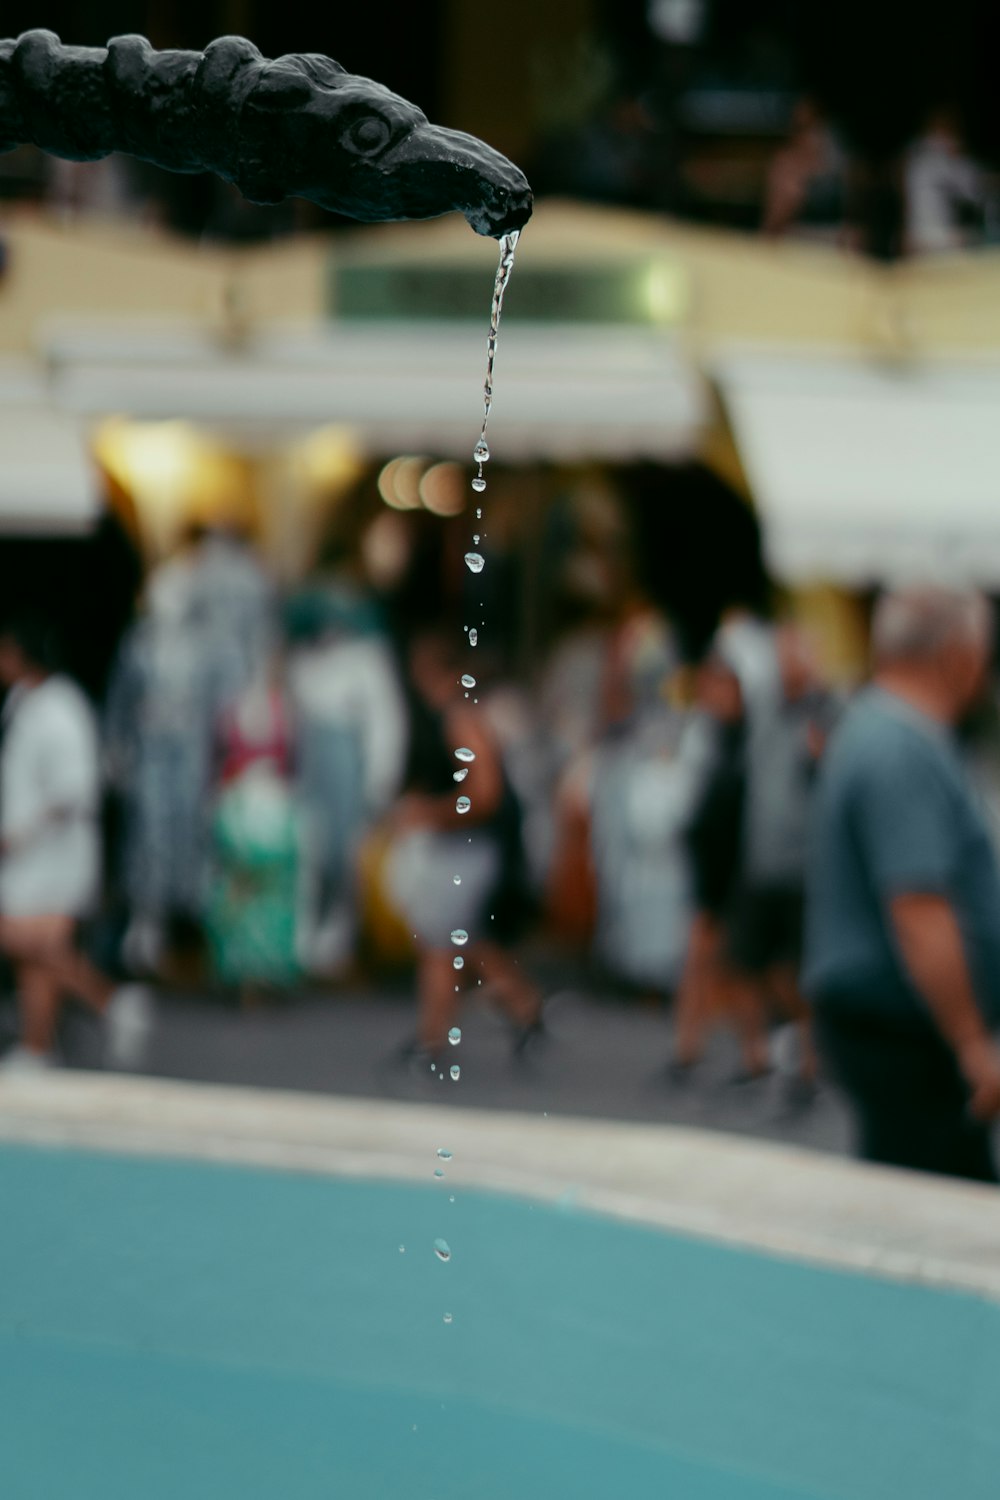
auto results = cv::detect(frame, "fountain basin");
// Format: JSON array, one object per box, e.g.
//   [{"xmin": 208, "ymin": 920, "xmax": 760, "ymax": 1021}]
[{"xmin": 0, "ymin": 1077, "xmax": 997, "ymax": 1499}]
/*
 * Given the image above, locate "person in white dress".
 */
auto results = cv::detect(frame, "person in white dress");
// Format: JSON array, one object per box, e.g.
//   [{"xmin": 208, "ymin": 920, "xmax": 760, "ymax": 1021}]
[{"xmin": 0, "ymin": 619, "xmax": 149, "ymax": 1071}]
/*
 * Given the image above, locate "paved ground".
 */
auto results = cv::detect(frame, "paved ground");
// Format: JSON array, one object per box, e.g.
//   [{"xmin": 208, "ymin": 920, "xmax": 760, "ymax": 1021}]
[{"xmin": 15, "ymin": 953, "xmax": 857, "ymax": 1159}]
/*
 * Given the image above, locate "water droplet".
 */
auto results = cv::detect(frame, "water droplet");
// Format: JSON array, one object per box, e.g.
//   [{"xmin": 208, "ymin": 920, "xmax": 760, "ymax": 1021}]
[
  {"xmin": 473, "ymin": 534, "xmax": 480, "ymax": 546},
  {"xmin": 469, "ymin": 629, "xmax": 478, "ymax": 647},
  {"xmin": 399, "ymin": 1244, "xmax": 406, "ymax": 1253},
  {"xmin": 461, "ymin": 673, "xmax": 476, "ymax": 688},
  {"xmin": 434, "ymin": 1168, "xmax": 445, "ymax": 1178},
  {"xmin": 443, "ymin": 1312, "xmax": 453, "ymax": 1324},
  {"xmin": 474, "ymin": 440, "xmax": 490, "ymax": 463},
  {"xmin": 464, "ymin": 552, "xmax": 485, "ymax": 574},
  {"xmin": 453, "ymin": 767, "xmax": 468, "ymax": 782},
  {"xmin": 476, "ymin": 508, "xmax": 482, "ymax": 520},
  {"xmin": 450, "ymin": 1065, "xmax": 461, "ymax": 1081},
  {"xmin": 452, "ymin": 875, "xmax": 462, "ymax": 886},
  {"xmin": 449, "ymin": 1194, "xmax": 455, "ymax": 1203},
  {"xmin": 434, "ymin": 1238, "xmax": 451, "ymax": 1262},
  {"xmin": 450, "ymin": 930, "xmax": 468, "ymax": 947},
  {"xmin": 448, "ymin": 1026, "xmax": 462, "ymax": 1045},
  {"xmin": 455, "ymin": 747, "xmax": 476, "ymax": 763},
  {"xmin": 471, "ymin": 476, "xmax": 487, "ymax": 494},
  {"xmin": 456, "ymin": 796, "xmax": 471, "ymax": 814},
  {"xmin": 453, "ymin": 955, "xmax": 464, "ymax": 969},
  {"xmin": 437, "ymin": 1148, "xmax": 452, "ymax": 1160}
]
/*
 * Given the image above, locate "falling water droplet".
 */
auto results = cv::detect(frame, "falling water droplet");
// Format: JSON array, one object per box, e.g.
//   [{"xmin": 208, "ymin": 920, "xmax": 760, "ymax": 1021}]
[
  {"xmin": 448, "ymin": 1026, "xmax": 462, "ymax": 1045},
  {"xmin": 453, "ymin": 955, "xmax": 464, "ymax": 970},
  {"xmin": 455, "ymin": 747, "xmax": 476, "ymax": 763},
  {"xmin": 476, "ymin": 507, "xmax": 482, "ymax": 520},
  {"xmin": 434, "ymin": 1168, "xmax": 445, "ymax": 1178},
  {"xmin": 473, "ymin": 534, "xmax": 480, "ymax": 545},
  {"xmin": 443, "ymin": 1312, "xmax": 454, "ymax": 1324},
  {"xmin": 437, "ymin": 1148, "xmax": 453, "ymax": 1160},
  {"xmin": 456, "ymin": 796, "xmax": 471, "ymax": 814},
  {"xmin": 452, "ymin": 875, "xmax": 462, "ymax": 886},
  {"xmin": 450, "ymin": 930, "xmax": 468, "ymax": 947},
  {"xmin": 461, "ymin": 673, "xmax": 476, "ymax": 688},
  {"xmin": 474, "ymin": 440, "xmax": 490, "ymax": 464},
  {"xmin": 471, "ymin": 476, "xmax": 487, "ymax": 494},
  {"xmin": 450, "ymin": 1064, "xmax": 461, "ymax": 1081},
  {"xmin": 434, "ymin": 1238, "xmax": 451, "ymax": 1262},
  {"xmin": 469, "ymin": 628, "xmax": 478, "ymax": 647},
  {"xmin": 399, "ymin": 1245, "xmax": 406, "ymax": 1254},
  {"xmin": 464, "ymin": 552, "xmax": 485, "ymax": 574},
  {"xmin": 453, "ymin": 767, "xmax": 468, "ymax": 782},
  {"xmin": 449, "ymin": 1194, "xmax": 455, "ymax": 1203}
]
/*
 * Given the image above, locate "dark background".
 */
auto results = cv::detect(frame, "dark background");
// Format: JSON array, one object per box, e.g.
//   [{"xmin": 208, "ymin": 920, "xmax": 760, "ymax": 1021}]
[{"xmin": 5, "ymin": 1, "xmax": 1000, "ymax": 162}]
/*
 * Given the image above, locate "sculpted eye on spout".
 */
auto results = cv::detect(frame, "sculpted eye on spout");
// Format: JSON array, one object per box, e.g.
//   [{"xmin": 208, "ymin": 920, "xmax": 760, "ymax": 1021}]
[{"xmin": 0, "ymin": 29, "xmax": 532, "ymax": 238}]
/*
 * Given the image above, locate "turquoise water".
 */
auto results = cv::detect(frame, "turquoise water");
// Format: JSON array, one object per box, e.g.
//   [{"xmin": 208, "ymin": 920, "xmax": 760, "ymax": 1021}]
[{"xmin": 0, "ymin": 1144, "xmax": 997, "ymax": 1499}]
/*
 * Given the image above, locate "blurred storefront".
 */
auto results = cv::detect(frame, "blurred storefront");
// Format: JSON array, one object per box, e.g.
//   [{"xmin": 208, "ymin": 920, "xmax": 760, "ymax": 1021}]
[{"xmin": 5, "ymin": 200, "xmax": 1000, "ymax": 681}]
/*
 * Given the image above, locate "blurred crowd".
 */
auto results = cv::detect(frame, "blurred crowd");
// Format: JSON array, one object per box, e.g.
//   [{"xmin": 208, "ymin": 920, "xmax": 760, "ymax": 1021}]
[
  {"xmin": 3, "ymin": 523, "xmax": 1000, "ymax": 1181},
  {"xmin": 0, "ymin": 523, "xmax": 825, "ymax": 1002},
  {"xmin": 535, "ymin": 93, "xmax": 1000, "ymax": 258}
]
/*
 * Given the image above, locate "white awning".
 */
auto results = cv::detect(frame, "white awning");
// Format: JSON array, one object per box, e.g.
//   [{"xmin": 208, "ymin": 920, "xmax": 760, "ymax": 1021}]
[
  {"xmin": 716, "ymin": 350, "xmax": 1000, "ymax": 586},
  {"xmin": 0, "ymin": 361, "xmax": 100, "ymax": 534},
  {"xmin": 42, "ymin": 319, "xmax": 707, "ymax": 462}
]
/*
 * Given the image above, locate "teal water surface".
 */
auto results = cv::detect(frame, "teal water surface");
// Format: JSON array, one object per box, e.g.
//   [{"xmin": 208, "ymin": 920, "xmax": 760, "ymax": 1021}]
[{"xmin": 0, "ymin": 1144, "xmax": 997, "ymax": 1499}]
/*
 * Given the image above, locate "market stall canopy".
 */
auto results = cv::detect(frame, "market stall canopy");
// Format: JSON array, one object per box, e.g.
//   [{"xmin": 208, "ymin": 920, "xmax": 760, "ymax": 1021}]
[
  {"xmin": 716, "ymin": 350, "xmax": 1000, "ymax": 586},
  {"xmin": 0, "ymin": 361, "xmax": 99, "ymax": 533},
  {"xmin": 42, "ymin": 319, "xmax": 707, "ymax": 462}
]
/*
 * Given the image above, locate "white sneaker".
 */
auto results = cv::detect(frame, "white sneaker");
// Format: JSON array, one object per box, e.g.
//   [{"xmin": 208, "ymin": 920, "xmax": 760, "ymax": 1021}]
[
  {"xmin": 0, "ymin": 1045, "xmax": 55, "ymax": 1077},
  {"xmin": 105, "ymin": 984, "xmax": 154, "ymax": 1071}
]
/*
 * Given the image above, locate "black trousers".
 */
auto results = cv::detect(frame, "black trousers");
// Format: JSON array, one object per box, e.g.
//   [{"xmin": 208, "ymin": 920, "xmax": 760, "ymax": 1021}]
[{"xmin": 816, "ymin": 1009, "xmax": 999, "ymax": 1184}]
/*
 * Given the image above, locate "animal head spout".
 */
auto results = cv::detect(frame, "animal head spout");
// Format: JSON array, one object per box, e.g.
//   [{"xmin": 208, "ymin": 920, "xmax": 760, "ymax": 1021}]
[{"xmin": 241, "ymin": 60, "xmax": 532, "ymax": 236}]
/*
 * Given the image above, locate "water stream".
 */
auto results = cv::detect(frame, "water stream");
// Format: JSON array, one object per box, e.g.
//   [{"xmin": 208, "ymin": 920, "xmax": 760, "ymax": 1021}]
[
  {"xmin": 469, "ymin": 228, "xmax": 520, "ymax": 506},
  {"xmin": 434, "ymin": 228, "xmax": 521, "ymax": 1284}
]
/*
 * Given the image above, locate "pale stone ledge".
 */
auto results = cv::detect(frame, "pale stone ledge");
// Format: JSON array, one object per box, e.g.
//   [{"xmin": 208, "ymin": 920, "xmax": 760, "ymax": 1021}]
[{"xmin": 1, "ymin": 1071, "xmax": 997, "ymax": 1300}]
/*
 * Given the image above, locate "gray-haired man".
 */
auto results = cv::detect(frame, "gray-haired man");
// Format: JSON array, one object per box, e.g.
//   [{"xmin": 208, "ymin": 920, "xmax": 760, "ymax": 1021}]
[{"xmin": 803, "ymin": 585, "xmax": 1000, "ymax": 1181}]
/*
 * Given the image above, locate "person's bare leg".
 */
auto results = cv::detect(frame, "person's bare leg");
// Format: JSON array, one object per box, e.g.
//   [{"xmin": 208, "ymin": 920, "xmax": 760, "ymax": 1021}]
[
  {"xmin": 1, "ymin": 916, "xmax": 110, "ymax": 1015},
  {"xmin": 35, "ymin": 946, "xmax": 112, "ymax": 1016},
  {"xmin": 724, "ymin": 973, "xmax": 771, "ymax": 1078},
  {"xmin": 417, "ymin": 947, "xmax": 461, "ymax": 1054},
  {"xmin": 15, "ymin": 961, "xmax": 62, "ymax": 1055},
  {"xmin": 473, "ymin": 942, "xmax": 542, "ymax": 1030},
  {"xmin": 672, "ymin": 912, "xmax": 718, "ymax": 1068}
]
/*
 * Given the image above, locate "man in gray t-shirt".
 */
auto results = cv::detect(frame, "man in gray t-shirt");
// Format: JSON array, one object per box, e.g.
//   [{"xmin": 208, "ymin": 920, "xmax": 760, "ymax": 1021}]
[{"xmin": 803, "ymin": 585, "xmax": 1000, "ymax": 1181}]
